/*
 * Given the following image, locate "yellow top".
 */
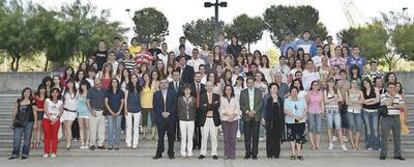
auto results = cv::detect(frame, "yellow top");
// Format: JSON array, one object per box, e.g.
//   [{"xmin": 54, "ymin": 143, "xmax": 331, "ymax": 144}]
[
  {"xmin": 129, "ymin": 45, "xmax": 142, "ymax": 57},
  {"xmin": 141, "ymin": 85, "xmax": 154, "ymax": 108}
]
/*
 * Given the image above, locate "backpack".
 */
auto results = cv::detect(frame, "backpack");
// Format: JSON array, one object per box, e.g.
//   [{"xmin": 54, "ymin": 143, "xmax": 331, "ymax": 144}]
[{"xmin": 13, "ymin": 99, "xmax": 32, "ymax": 127}]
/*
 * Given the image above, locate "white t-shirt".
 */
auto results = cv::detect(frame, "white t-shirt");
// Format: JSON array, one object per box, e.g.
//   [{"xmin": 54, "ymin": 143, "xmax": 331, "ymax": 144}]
[
  {"xmin": 186, "ymin": 58, "xmax": 205, "ymax": 72},
  {"xmin": 45, "ymin": 99, "xmax": 63, "ymax": 120},
  {"xmin": 302, "ymin": 69, "xmax": 320, "ymax": 91}
]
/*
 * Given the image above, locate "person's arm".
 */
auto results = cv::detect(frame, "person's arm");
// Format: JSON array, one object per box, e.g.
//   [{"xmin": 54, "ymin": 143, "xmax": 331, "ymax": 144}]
[
  {"xmin": 124, "ymin": 90, "xmax": 129, "ymax": 116},
  {"xmin": 104, "ymin": 97, "xmax": 115, "ymax": 116},
  {"xmin": 11, "ymin": 102, "xmax": 18, "ymax": 121},
  {"xmin": 117, "ymin": 92, "xmax": 125, "ymax": 115},
  {"xmin": 357, "ymin": 91, "xmax": 365, "ymax": 105},
  {"xmin": 320, "ymin": 94, "xmax": 325, "ymax": 114},
  {"xmin": 345, "ymin": 91, "xmax": 351, "ymax": 105},
  {"xmin": 32, "ymin": 103, "xmax": 38, "ymax": 129},
  {"xmin": 337, "ymin": 89, "xmax": 343, "ymax": 103}
]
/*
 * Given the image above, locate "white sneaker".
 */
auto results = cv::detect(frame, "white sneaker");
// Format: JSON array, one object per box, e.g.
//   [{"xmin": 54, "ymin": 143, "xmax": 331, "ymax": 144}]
[
  {"xmin": 43, "ymin": 154, "xmax": 49, "ymax": 158},
  {"xmin": 80, "ymin": 145, "xmax": 84, "ymax": 149},
  {"xmin": 343, "ymin": 136, "xmax": 349, "ymax": 142},
  {"xmin": 132, "ymin": 145, "xmax": 137, "ymax": 149},
  {"xmin": 328, "ymin": 143, "xmax": 334, "ymax": 150},
  {"xmin": 84, "ymin": 145, "xmax": 89, "ymax": 149},
  {"xmin": 50, "ymin": 154, "xmax": 57, "ymax": 158},
  {"xmin": 332, "ymin": 136, "xmax": 338, "ymax": 142},
  {"xmin": 342, "ymin": 144, "xmax": 348, "ymax": 152}
]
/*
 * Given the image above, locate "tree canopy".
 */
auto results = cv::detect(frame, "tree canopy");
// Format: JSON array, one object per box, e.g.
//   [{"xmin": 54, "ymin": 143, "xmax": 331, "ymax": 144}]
[
  {"xmin": 225, "ymin": 14, "xmax": 265, "ymax": 51},
  {"xmin": 133, "ymin": 7, "xmax": 169, "ymax": 43},
  {"xmin": 182, "ymin": 17, "xmax": 225, "ymax": 48}
]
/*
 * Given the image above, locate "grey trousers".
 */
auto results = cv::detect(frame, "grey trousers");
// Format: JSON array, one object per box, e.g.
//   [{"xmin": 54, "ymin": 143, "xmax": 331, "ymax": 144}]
[{"xmin": 380, "ymin": 116, "xmax": 401, "ymax": 157}]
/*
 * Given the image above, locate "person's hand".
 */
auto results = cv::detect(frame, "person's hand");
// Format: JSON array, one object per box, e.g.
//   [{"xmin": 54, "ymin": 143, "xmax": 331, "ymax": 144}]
[
  {"xmin": 51, "ymin": 118, "xmax": 58, "ymax": 125},
  {"xmin": 111, "ymin": 112, "xmax": 117, "ymax": 116},
  {"xmin": 261, "ymin": 118, "xmax": 266, "ymax": 126},
  {"xmin": 91, "ymin": 110, "xmax": 97, "ymax": 117},
  {"xmin": 124, "ymin": 111, "xmax": 128, "ymax": 117},
  {"xmin": 33, "ymin": 124, "xmax": 38, "ymax": 130},
  {"xmin": 162, "ymin": 112, "xmax": 170, "ymax": 118}
]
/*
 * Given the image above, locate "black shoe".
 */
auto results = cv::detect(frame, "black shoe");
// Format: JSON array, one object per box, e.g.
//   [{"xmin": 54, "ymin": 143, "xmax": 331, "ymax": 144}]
[
  {"xmin": 252, "ymin": 156, "xmax": 258, "ymax": 160},
  {"xmin": 297, "ymin": 156, "xmax": 304, "ymax": 160},
  {"xmin": 97, "ymin": 146, "xmax": 106, "ymax": 150},
  {"xmin": 90, "ymin": 145, "xmax": 96, "ymax": 150},
  {"xmin": 198, "ymin": 155, "xmax": 206, "ymax": 159},
  {"xmin": 153, "ymin": 155, "xmax": 162, "ymax": 160},
  {"xmin": 8, "ymin": 156, "xmax": 17, "ymax": 160},
  {"xmin": 212, "ymin": 155, "xmax": 218, "ymax": 160},
  {"xmin": 394, "ymin": 156, "xmax": 405, "ymax": 161},
  {"xmin": 168, "ymin": 154, "xmax": 175, "ymax": 159},
  {"xmin": 244, "ymin": 154, "xmax": 251, "ymax": 159},
  {"xmin": 114, "ymin": 147, "xmax": 119, "ymax": 151},
  {"xmin": 21, "ymin": 157, "xmax": 27, "ymax": 160},
  {"xmin": 379, "ymin": 156, "xmax": 386, "ymax": 160}
]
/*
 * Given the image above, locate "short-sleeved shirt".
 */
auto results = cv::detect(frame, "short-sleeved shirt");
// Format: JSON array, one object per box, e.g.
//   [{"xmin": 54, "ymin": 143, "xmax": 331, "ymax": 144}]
[
  {"xmin": 44, "ymin": 99, "xmax": 63, "ymax": 120},
  {"xmin": 105, "ymin": 89, "xmax": 125, "ymax": 113},
  {"xmin": 87, "ymin": 87, "xmax": 106, "ymax": 111},
  {"xmin": 284, "ymin": 97, "xmax": 307, "ymax": 124},
  {"xmin": 381, "ymin": 93, "xmax": 404, "ymax": 115}
]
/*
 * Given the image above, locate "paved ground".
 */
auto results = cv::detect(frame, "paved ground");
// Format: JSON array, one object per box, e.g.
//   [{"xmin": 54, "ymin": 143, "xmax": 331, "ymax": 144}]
[{"xmin": 0, "ymin": 157, "xmax": 411, "ymax": 167}]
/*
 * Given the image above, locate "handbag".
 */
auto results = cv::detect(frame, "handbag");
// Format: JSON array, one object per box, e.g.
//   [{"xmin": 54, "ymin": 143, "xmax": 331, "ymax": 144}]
[
  {"xmin": 378, "ymin": 105, "xmax": 388, "ymax": 117},
  {"xmin": 13, "ymin": 100, "xmax": 31, "ymax": 127}
]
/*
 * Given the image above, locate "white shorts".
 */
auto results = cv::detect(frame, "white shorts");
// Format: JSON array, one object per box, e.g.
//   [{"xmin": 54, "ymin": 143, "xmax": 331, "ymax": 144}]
[{"xmin": 61, "ymin": 111, "xmax": 77, "ymax": 122}]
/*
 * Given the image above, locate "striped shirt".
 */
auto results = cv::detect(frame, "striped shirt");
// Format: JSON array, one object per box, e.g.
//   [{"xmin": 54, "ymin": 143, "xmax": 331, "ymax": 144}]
[{"xmin": 381, "ymin": 93, "xmax": 404, "ymax": 115}]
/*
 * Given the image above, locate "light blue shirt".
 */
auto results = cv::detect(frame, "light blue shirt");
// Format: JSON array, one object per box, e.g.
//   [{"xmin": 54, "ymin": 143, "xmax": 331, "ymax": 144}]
[{"xmin": 284, "ymin": 97, "xmax": 307, "ymax": 124}]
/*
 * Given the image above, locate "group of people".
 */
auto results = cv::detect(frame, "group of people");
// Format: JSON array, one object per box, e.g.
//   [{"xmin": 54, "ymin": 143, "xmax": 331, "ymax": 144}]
[{"xmin": 9, "ymin": 31, "xmax": 409, "ymax": 161}]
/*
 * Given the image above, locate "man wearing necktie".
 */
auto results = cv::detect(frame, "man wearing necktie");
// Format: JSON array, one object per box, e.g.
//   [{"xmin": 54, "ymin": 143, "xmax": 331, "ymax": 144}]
[
  {"xmin": 169, "ymin": 70, "xmax": 183, "ymax": 141},
  {"xmin": 153, "ymin": 79, "xmax": 178, "ymax": 160},
  {"xmin": 191, "ymin": 72, "xmax": 206, "ymax": 150}
]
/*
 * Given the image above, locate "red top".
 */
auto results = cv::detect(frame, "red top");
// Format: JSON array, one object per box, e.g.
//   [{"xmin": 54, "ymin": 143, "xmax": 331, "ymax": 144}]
[{"xmin": 34, "ymin": 96, "xmax": 45, "ymax": 111}]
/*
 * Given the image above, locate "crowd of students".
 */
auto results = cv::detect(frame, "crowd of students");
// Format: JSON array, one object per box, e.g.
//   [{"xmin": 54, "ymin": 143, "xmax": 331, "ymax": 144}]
[{"xmin": 8, "ymin": 31, "xmax": 409, "ymax": 161}]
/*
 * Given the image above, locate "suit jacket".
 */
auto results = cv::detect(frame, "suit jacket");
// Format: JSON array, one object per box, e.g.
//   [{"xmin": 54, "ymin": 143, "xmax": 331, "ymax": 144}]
[
  {"xmin": 199, "ymin": 92, "xmax": 221, "ymax": 127},
  {"xmin": 180, "ymin": 65, "xmax": 195, "ymax": 84},
  {"xmin": 153, "ymin": 89, "xmax": 178, "ymax": 124},
  {"xmin": 239, "ymin": 88, "xmax": 263, "ymax": 122},
  {"xmin": 168, "ymin": 81, "xmax": 183, "ymax": 96},
  {"xmin": 190, "ymin": 82, "xmax": 206, "ymax": 100}
]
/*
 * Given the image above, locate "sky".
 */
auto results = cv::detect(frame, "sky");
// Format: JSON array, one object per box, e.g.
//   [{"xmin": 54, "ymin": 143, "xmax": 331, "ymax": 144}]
[{"xmin": 30, "ymin": 0, "xmax": 414, "ymax": 51}]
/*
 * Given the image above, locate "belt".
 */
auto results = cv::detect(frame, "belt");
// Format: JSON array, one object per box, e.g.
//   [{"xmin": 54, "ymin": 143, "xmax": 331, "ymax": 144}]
[
  {"xmin": 206, "ymin": 116, "xmax": 213, "ymax": 118},
  {"xmin": 64, "ymin": 108, "xmax": 77, "ymax": 112},
  {"xmin": 385, "ymin": 115, "xmax": 399, "ymax": 118}
]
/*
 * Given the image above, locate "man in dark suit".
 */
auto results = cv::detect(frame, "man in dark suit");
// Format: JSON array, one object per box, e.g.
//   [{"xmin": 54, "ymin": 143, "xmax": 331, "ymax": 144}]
[
  {"xmin": 191, "ymin": 72, "xmax": 206, "ymax": 150},
  {"xmin": 239, "ymin": 76, "xmax": 263, "ymax": 160},
  {"xmin": 198, "ymin": 81, "xmax": 221, "ymax": 160},
  {"xmin": 168, "ymin": 69, "xmax": 183, "ymax": 141},
  {"xmin": 177, "ymin": 55, "xmax": 195, "ymax": 84},
  {"xmin": 152, "ymin": 79, "xmax": 178, "ymax": 160}
]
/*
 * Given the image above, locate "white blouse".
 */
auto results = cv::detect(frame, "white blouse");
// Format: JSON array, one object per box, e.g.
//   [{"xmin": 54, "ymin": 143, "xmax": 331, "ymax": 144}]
[{"xmin": 44, "ymin": 99, "xmax": 63, "ymax": 120}]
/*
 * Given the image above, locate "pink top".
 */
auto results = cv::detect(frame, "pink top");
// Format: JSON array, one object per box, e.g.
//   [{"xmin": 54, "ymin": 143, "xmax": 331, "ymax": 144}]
[{"xmin": 308, "ymin": 91, "xmax": 323, "ymax": 114}]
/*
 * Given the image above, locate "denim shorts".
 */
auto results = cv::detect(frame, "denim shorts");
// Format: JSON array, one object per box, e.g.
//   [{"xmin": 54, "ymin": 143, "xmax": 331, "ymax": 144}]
[
  {"xmin": 326, "ymin": 105, "xmax": 342, "ymax": 129},
  {"xmin": 347, "ymin": 112, "xmax": 363, "ymax": 133},
  {"xmin": 308, "ymin": 113, "xmax": 323, "ymax": 133}
]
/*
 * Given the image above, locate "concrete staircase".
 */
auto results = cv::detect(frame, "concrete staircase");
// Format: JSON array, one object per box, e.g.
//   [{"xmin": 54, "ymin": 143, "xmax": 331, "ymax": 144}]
[{"xmin": 0, "ymin": 93, "xmax": 413, "ymax": 158}]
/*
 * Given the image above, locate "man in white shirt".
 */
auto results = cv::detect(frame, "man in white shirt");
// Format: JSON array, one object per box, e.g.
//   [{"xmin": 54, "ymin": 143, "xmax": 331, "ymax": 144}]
[
  {"xmin": 174, "ymin": 36, "xmax": 192, "ymax": 56},
  {"xmin": 157, "ymin": 42, "xmax": 169, "ymax": 67},
  {"xmin": 311, "ymin": 45, "xmax": 325, "ymax": 68},
  {"xmin": 187, "ymin": 48, "xmax": 205, "ymax": 73},
  {"xmin": 302, "ymin": 60, "xmax": 320, "ymax": 91},
  {"xmin": 274, "ymin": 56, "xmax": 290, "ymax": 83}
]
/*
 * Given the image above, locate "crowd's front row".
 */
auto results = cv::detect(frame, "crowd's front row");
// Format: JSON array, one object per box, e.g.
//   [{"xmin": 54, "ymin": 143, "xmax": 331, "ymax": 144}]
[{"xmin": 9, "ymin": 75, "xmax": 405, "ymax": 161}]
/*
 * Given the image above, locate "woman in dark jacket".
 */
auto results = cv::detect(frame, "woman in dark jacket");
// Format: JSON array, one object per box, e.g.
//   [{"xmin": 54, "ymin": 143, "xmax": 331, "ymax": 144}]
[{"xmin": 263, "ymin": 83, "xmax": 284, "ymax": 159}]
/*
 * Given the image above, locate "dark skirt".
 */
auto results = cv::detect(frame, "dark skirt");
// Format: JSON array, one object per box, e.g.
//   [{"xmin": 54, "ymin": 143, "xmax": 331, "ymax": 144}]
[
  {"xmin": 37, "ymin": 112, "xmax": 44, "ymax": 121},
  {"xmin": 286, "ymin": 123, "xmax": 307, "ymax": 144}
]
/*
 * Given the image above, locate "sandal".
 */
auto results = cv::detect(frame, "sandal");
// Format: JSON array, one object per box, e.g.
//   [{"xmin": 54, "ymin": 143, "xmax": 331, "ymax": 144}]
[
  {"xmin": 297, "ymin": 156, "xmax": 304, "ymax": 160},
  {"xmin": 290, "ymin": 155, "xmax": 296, "ymax": 160}
]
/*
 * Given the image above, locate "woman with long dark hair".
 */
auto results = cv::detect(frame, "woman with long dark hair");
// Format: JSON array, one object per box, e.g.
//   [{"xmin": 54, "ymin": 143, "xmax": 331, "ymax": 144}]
[
  {"xmin": 9, "ymin": 88, "xmax": 37, "ymax": 160},
  {"xmin": 346, "ymin": 78, "xmax": 365, "ymax": 150},
  {"xmin": 361, "ymin": 79, "xmax": 380, "ymax": 150},
  {"xmin": 77, "ymin": 80, "xmax": 91, "ymax": 149},
  {"xmin": 61, "ymin": 67, "xmax": 75, "ymax": 89},
  {"xmin": 41, "ymin": 76, "xmax": 53, "ymax": 98},
  {"xmin": 219, "ymin": 85, "xmax": 241, "ymax": 160},
  {"xmin": 125, "ymin": 74, "xmax": 143, "ymax": 148},
  {"xmin": 307, "ymin": 81, "xmax": 324, "ymax": 150},
  {"xmin": 140, "ymin": 72, "xmax": 156, "ymax": 141},
  {"xmin": 104, "ymin": 79, "xmax": 125, "ymax": 150},
  {"xmin": 43, "ymin": 88, "xmax": 64, "ymax": 158},
  {"xmin": 263, "ymin": 83, "xmax": 284, "ymax": 159},
  {"xmin": 32, "ymin": 84, "xmax": 46, "ymax": 149},
  {"xmin": 61, "ymin": 79, "xmax": 78, "ymax": 150}
]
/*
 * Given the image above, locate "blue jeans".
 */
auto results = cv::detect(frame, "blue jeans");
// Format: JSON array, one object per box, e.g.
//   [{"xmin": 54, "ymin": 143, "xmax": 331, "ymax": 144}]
[
  {"xmin": 107, "ymin": 115, "xmax": 122, "ymax": 147},
  {"xmin": 362, "ymin": 109, "xmax": 380, "ymax": 150},
  {"xmin": 308, "ymin": 113, "xmax": 322, "ymax": 134},
  {"xmin": 11, "ymin": 122, "xmax": 34, "ymax": 158},
  {"xmin": 347, "ymin": 112, "xmax": 363, "ymax": 133}
]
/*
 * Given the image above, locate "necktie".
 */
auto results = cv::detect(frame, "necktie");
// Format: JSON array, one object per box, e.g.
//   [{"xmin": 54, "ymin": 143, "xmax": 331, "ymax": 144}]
[
  {"xmin": 175, "ymin": 82, "xmax": 178, "ymax": 91},
  {"xmin": 163, "ymin": 92, "xmax": 167, "ymax": 113},
  {"xmin": 196, "ymin": 84, "xmax": 200, "ymax": 108}
]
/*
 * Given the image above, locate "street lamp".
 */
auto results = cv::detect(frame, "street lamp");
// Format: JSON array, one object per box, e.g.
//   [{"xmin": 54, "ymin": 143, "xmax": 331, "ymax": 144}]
[{"xmin": 204, "ymin": 0, "xmax": 227, "ymax": 40}]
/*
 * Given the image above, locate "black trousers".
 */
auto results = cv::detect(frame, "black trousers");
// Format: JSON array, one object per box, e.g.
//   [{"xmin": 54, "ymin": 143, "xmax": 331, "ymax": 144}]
[
  {"xmin": 265, "ymin": 123, "xmax": 283, "ymax": 158},
  {"xmin": 243, "ymin": 120, "xmax": 260, "ymax": 157},
  {"xmin": 193, "ymin": 109, "xmax": 202, "ymax": 149},
  {"xmin": 175, "ymin": 120, "xmax": 181, "ymax": 141},
  {"xmin": 156, "ymin": 120, "xmax": 176, "ymax": 156}
]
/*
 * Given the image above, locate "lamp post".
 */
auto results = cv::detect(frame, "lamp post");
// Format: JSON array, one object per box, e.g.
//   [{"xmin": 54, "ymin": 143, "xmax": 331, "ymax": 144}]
[{"xmin": 204, "ymin": 0, "xmax": 227, "ymax": 40}]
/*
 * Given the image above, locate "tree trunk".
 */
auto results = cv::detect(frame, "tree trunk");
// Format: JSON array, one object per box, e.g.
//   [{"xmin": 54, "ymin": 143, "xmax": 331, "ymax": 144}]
[
  {"xmin": 10, "ymin": 57, "xmax": 16, "ymax": 72},
  {"xmin": 15, "ymin": 56, "xmax": 20, "ymax": 72},
  {"xmin": 44, "ymin": 58, "xmax": 49, "ymax": 72},
  {"xmin": 247, "ymin": 43, "xmax": 251, "ymax": 53}
]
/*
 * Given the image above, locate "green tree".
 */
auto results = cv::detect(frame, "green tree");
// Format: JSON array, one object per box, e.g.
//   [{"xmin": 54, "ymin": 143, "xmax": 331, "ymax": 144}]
[
  {"xmin": 132, "ymin": 7, "xmax": 168, "ymax": 44},
  {"xmin": 263, "ymin": 5, "xmax": 328, "ymax": 47},
  {"xmin": 393, "ymin": 23, "xmax": 414, "ymax": 61},
  {"xmin": 337, "ymin": 27, "xmax": 360, "ymax": 47},
  {"xmin": 0, "ymin": 0, "xmax": 37, "ymax": 71},
  {"xmin": 183, "ymin": 17, "xmax": 224, "ymax": 48},
  {"xmin": 225, "ymin": 14, "xmax": 265, "ymax": 51}
]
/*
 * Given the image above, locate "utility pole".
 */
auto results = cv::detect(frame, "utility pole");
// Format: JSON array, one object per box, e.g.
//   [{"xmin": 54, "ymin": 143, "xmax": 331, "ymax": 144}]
[{"xmin": 204, "ymin": 0, "xmax": 227, "ymax": 41}]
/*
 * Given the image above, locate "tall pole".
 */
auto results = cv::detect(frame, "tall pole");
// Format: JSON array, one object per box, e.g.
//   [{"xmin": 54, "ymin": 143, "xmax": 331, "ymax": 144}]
[{"xmin": 214, "ymin": 0, "xmax": 219, "ymax": 40}]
